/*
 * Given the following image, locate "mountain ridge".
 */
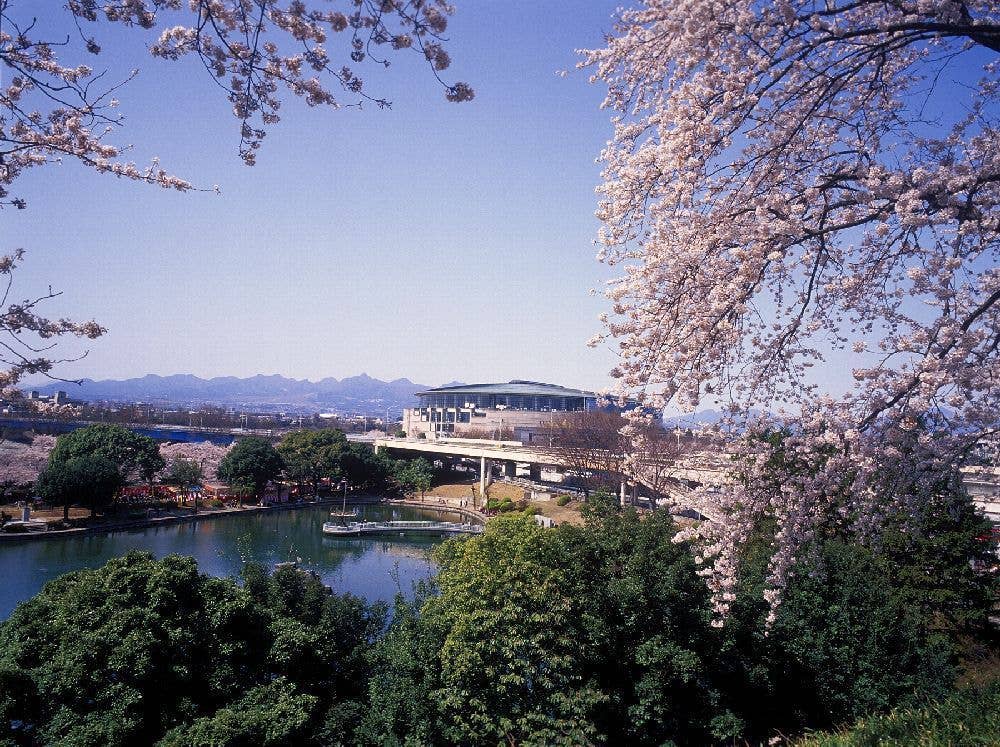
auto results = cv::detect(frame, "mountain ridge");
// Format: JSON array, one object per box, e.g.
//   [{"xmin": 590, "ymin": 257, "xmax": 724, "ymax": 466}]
[{"xmin": 29, "ymin": 373, "xmax": 439, "ymax": 414}]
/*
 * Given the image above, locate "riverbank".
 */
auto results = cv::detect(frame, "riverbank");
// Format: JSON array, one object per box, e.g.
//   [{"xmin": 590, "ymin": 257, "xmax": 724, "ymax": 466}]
[
  {"xmin": 0, "ymin": 484, "xmax": 573, "ymax": 545},
  {"xmin": 0, "ymin": 502, "xmax": 454, "ymax": 620},
  {"xmin": 0, "ymin": 495, "xmax": 393, "ymax": 544},
  {"xmin": 390, "ymin": 498, "xmax": 487, "ymax": 524}
]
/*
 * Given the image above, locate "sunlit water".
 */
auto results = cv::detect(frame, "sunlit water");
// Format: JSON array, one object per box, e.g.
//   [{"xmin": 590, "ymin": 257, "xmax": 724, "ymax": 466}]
[{"xmin": 0, "ymin": 504, "xmax": 467, "ymax": 619}]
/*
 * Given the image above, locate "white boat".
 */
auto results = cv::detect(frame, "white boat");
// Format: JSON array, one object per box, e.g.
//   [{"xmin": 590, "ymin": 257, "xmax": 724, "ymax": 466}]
[
  {"xmin": 322, "ymin": 519, "xmax": 483, "ymax": 537},
  {"xmin": 1, "ymin": 520, "xmax": 49, "ymax": 533},
  {"xmin": 328, "ymin": 507, "xmax": 359, "ymax": 519}
]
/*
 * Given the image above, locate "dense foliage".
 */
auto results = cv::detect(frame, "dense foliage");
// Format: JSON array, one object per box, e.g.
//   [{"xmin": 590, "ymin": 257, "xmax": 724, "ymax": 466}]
[
  {"xmin": 361, "ymin": 492, "xmax": 996, "ymax": 745},
  {"xmin": 1, "ymin": 489, "xmax": 994, "ymax": 745},
  {"xmin": 387, "ymin": 458, "xmax": 434, "ymax": 500},
  {"xmin": 35, "ymin": 454, "xmax": 121, "ymax": 519},
  {"xmin": 47, "ymin": 424, "xmax": 164, "ymax": 486},
  {"xmin": 796, "ymin": 681, "xmax": 1000, "ymax": 747},
  {"xmin": 216, "ymin": 436, "xmax": 285, "ymax": 501},
  {"xmin": 277, "ymin": 429, "xmax": 349, "ymax": 496},
  {"xmin": 0, "ymin": 552, "xmax": 384, "ymax": 747},
  {"xmin": 163, "ymin": 456, "xmax": 203, "ymax": 491}
]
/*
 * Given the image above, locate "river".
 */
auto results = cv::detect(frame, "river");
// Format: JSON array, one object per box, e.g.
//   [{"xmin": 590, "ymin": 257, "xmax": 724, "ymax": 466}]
[{"xmin": 0, "ymin": 503, "xmax": 466, "ymax": 619}]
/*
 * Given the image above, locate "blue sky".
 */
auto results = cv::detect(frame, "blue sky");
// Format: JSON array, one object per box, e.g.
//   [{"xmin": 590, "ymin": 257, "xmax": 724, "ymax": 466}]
[
  {"xmin": 6, "ymin": 1, "xmax": 624, "ymax": 390},
  {"xmin": 6, "ymin": 2, "xmax": 991, "ymax": 407}
]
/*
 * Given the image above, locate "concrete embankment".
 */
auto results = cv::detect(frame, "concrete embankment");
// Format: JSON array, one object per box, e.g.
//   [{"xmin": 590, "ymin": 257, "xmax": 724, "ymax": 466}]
[
  {"xmin": 385, "ymin": 498, "xmax": 487, "ymax": 525},
  {"xmin": 0, "ymin": 495, "xmax": 388, "ymax": 544}
]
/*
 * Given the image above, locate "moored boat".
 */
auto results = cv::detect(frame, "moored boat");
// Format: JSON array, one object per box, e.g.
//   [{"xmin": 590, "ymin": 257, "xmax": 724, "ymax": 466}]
[{"xmin": 322, "ymin": 519, "xmax": 483, "ymax": 537}]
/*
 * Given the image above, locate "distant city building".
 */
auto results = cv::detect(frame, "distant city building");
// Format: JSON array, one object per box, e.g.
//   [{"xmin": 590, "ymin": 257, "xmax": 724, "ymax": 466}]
[
  {"xmin": 1, "ymin": 389, "xmax": 81, "ymax": 413},
  {"xmin": 402, "ymin": 380, "xmax": 624, "ymax": 442},
  {"xmin": 27, "ymin": 390, "xmax": 70, "ymax": 405}
]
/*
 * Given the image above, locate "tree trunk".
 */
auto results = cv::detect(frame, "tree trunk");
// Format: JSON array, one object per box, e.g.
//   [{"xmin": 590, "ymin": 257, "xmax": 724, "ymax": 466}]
[{"xmin": 63, "ymin": 503, "xmax": 69, "ymax": 522}]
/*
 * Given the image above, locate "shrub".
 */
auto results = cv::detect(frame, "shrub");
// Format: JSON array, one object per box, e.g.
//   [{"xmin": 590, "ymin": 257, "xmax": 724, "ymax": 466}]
[
  {"xmin": 498, "ymin": 500, "xmax": 516, "ymax": 513},
  {"xmin": 795, "ymin": 682, "xmax": 1000, "ymax": 746},
  {"xmin": 555, "ymin": 495, "xmax": 571, "ymax": 507},
  {"xmin": 522, "ymin": 506, "xmax": 540, "ymax": 516}
]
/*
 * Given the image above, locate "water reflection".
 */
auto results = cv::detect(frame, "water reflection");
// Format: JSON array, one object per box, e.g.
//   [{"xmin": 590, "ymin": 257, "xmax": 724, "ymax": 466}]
[{"xmin": 0, "ymin": 504, "xmax": 462, "ymax": 619}]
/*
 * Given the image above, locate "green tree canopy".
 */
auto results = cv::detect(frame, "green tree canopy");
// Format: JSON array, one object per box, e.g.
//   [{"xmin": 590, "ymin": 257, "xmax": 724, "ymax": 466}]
[
  {"xmin": 339, "ymin": 443, "xmax": 390, "ymax": 488},
  {"xmin": 48, "ymin": 424, "xmax": 165, "ymax": 486},
  {"xmin": 35, "ymin": 454, "xmax": 122, "ymax": 520},
  {"xmin": 216, "ymin": 437, "xmax": 284, "ymax": 502},
  {"xmin": 164, "ymin": 456, "xmax": 203, "ymax": 490},
  {"xmin": 389, "ymin": 458, "xmax": 433, "ymax": 500},
  {"xmin": 363, "ymin": 507, "xmax": 729, "ymax": 745},
  {"xmin": 717, "ymin": 475, "xmax": 998, "ymax": 739},
  {"xmin": 361, "ymin": 487, "xmax": 996, "ymax": 746},
  {"xmin": 0, "ymin": 552, "xmax": 385, "ymax": 747},
  {"xmin": 276, "ymin": 429, "xmax": 347, "ymax": 495}
]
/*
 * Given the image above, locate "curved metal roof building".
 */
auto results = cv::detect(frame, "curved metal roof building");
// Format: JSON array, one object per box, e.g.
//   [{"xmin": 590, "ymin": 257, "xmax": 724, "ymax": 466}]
[{"xmin": 415, "ymin": 380, "xmax": 598, "ymax": 412}]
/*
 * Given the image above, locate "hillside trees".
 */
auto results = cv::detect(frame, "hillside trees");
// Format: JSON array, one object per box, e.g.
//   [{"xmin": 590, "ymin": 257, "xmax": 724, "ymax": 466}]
[
  {"xmin": 363, "ymin": 498, "xmax": 996, "ymax": 745},
  {"xmin": 584, "ymin": 0, "xmax": 1000, "ymax": 616},
  {"xmin": 363, "ymin": 509, "xmax": 733, "ymax": 745}
]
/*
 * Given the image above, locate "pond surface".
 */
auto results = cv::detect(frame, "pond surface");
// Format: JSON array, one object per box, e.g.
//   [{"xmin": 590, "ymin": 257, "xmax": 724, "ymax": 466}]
[{"xmin": 0, "ymin": 504, "xmax": 467, "ymax": 619}]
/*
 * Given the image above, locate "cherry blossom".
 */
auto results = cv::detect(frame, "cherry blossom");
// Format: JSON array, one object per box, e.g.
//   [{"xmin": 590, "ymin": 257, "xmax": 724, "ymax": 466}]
[
  {"xmin": 1, "ymin": 0, "xmax": 471, "ymax": 395},
  {"xmin": 158, "ymin": 440, "xmax": 231, "ymax": 481},
  {"xmin": 1, "ymin": 0, "xmax": 473, "ymax": 200},
  {"xmin": 583, "ymin": 1, "xmax": 999, "ymax": 618},
  {"xmin": 0, "ymin": 434, "xmax": 55, "ymax": 484}
]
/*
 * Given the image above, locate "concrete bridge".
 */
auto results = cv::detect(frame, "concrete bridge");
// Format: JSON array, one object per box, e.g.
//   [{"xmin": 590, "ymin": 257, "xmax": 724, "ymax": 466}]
[
  {"xmin": 374, "ymin": 437, "xmax": 569, "ymax": 495},
  {"xmin": 375, "ymin": 437, "xmax": 1000, "ymax": 526},
  {"xmin": 373, "ymin": 436, "xmax": 727, "ymax": 516}
]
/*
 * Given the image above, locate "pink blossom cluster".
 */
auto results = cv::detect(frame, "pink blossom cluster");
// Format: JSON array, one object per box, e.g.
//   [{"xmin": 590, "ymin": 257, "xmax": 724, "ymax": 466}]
[
  {"xmin": 158, "ymin": 440, "xmax": 232, "ymax": 481},
  {"xmin": 583, "ymin": 1, "xmax": 999, "ymax": 618},
  {"xmin": 2, "ymin": 1, "xmax": 472, "ymax": 194},
  {"xmin": 0, "ymin": 434, "xmax": 56, "ymax": 485},
  {"xmin": 0, "ymin": 0, "xmax": 473, "ymax": 183},
  {"xmin": 1, "ymin": 0, "xmax": 472, "ymax": 413}
]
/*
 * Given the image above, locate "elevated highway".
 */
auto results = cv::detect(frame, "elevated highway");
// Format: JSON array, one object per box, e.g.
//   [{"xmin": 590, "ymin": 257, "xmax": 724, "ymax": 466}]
[
  {"xmin": 374, "ymin": 436, "xmax": 728, "ymax": 517},
  {"xmin": 375, "ymin": 437, "xmax": 1000, "ymax": 525}
]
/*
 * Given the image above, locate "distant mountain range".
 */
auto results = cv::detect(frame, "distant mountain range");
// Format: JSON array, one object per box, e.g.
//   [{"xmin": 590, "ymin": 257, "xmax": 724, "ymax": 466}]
[
  {"xmin": 28, "ymin": 374, "xmax": 742, "ymax": 423},
  {"xmin": 30, "ymin": 374, "xmax": 434, "ymax": 415}
]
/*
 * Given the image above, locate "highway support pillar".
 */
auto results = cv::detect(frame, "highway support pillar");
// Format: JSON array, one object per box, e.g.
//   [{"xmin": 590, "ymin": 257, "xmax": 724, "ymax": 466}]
[
  {"xmin": 529, "ymin": 464, "xmax": 541, "ymax": 482},
  {"xmin": 480, "ymin": 456, "xmax": 493, "ymax": 497},
  {"xmin": 504, "ymin": 460, "xmax": 517, "ymax": 478}
]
